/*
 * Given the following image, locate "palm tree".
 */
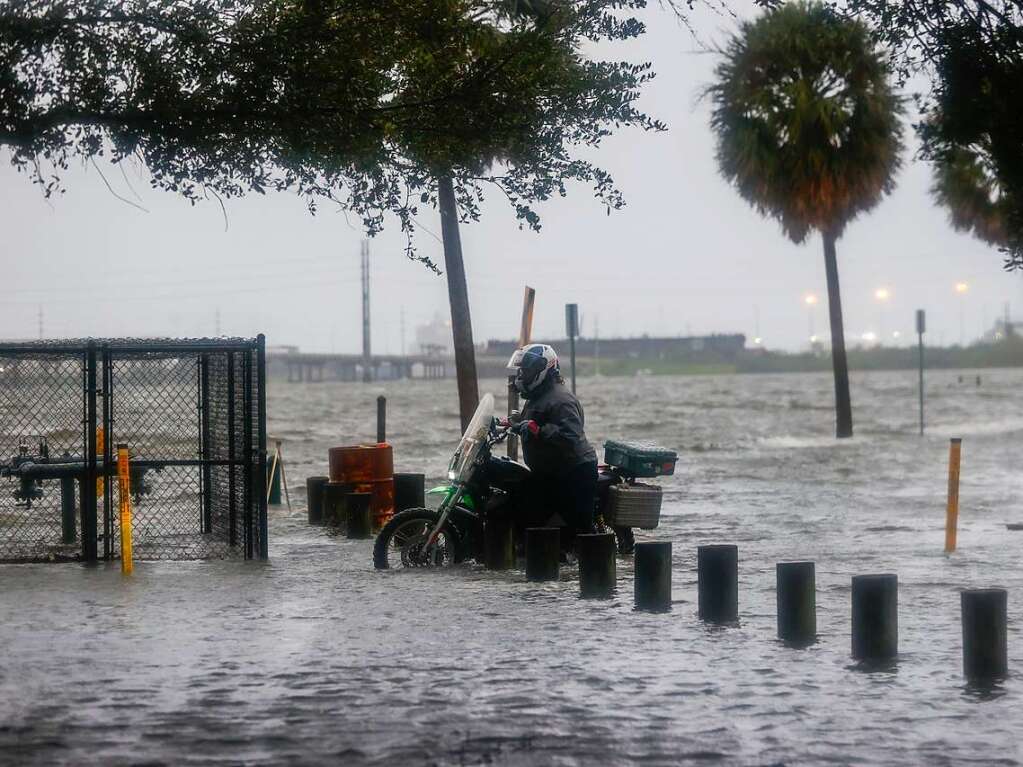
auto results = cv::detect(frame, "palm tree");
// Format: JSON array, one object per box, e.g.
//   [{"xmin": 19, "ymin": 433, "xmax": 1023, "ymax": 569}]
[{"xmin": 708, "ymin": 2, "xmax": 903, "ymax": 438}]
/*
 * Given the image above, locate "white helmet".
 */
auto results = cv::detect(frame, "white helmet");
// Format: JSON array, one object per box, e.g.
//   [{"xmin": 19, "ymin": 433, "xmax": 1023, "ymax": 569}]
[{"xmin": 506, "ymin": 344, "xmax": 560, "ymax": 398}]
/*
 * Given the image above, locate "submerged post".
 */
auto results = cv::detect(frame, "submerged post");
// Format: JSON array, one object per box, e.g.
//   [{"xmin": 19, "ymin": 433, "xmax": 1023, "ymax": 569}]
[
  {"xmin": 377, "ymin": 395, "xmax": 386, "ymax": 443},
  {"xmin": 345, "ymin": 492, "xmax": 373, "ymax": 539},
  {"xmin": 117, "ymin": 444, "xmax": 134, "ymax": 575},
  {"xmin": 394, "ymin": 473, "xmax": 426, "ymax": 512},
  {"xmin": 484, "ymin": 518, "xmax": 515, "ymax": 570},
  {"xmin": 306, "ymin": 475, "xmax": 328, "ymax": 526},
  {"xmin": 698, "ymin": 544, "xmax": 738, "ymax": 622},
  {"xmin": 525, "ymin": 527, "xmax": 560, "ymax": 582},
  {"xmin": 578, "ymin": 532, "xmax": 616, "ymax": 598},
  {"xmin": 776, "ymin": 562, "xmax": 816, "ymax": 645},
  {"xmin": 323, "ymin": 482, "xmax": 354, "ymax": 527},
  {"xmin": 634, "ymin": 541, "xmax": 672, "ymax": 611},
  {"xmin": 945, "ymin": 438, "xmax": 962, "ymax": 553},
  {"xmin": 961, "ymin": 588, "xmax": 1008, "ymax": 681},
  {"xmin": 851, "ymin": 574, "xmax": 898, "ymax": 661}
]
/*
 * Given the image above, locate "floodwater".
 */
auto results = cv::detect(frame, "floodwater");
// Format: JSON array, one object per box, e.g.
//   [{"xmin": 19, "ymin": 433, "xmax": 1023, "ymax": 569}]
[{"xmin": 2, "ymin": 369, "xmax": 1022, "ymax": 766}]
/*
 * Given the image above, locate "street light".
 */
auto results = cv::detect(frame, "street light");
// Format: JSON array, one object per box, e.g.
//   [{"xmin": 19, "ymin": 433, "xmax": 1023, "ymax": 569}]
[
  {"xmin": 874, "ymin": 287, "xmax": 891, "ymax": 343},
  {"xmin": 803, "ymin": 293, "xmax": 819, "ymax": 347},
  {"xmin": 955, "ymin": 282, "xmax": 969, "ymax": 344}
]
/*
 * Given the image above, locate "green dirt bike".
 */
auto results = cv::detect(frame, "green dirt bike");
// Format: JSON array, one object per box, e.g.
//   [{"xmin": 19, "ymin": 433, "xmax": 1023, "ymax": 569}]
[{"xmin": 373, "ymin": 394, "xmax": 675, "ymax": 570}]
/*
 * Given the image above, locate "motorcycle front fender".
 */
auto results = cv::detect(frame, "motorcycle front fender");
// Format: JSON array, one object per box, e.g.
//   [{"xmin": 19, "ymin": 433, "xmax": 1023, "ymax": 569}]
[{"xmin": 427, "ymin": 484, "xmax": 475, "ymax": 511}]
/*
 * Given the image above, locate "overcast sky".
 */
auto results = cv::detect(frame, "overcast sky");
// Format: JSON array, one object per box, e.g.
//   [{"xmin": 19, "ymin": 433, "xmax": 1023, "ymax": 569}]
[{"xmin": 1, "ymin": 4, "xmax": 1018, "ymax": 354}]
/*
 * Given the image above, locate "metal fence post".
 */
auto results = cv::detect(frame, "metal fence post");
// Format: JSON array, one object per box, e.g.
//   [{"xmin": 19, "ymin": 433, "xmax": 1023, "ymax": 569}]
[
  {"xmin": 256, "ymin": 334, "xmax": 268, "ymax": 559},
  {"xmin": 199, "ymin": 353, "xmax": 212, "ymax": 534},
  {"xmin": 227, "ymin": 351, "xmax": 237, "ymax": 547},
  {"xmin": 82, "ymin": 342, "xmax": 99, "ymax": 562}
]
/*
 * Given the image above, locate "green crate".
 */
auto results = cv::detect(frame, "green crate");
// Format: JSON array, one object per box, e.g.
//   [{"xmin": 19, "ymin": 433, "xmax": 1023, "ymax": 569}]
[{"xmin": 603, "ymin": 440, "xmax": 677, "ymax": 478}]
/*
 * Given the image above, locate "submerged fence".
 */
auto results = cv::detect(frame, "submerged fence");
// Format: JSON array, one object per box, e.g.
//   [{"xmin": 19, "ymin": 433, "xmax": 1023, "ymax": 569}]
[{"xmin": 0, "ymin": 337, "xmax": 267, "ymax": 562}]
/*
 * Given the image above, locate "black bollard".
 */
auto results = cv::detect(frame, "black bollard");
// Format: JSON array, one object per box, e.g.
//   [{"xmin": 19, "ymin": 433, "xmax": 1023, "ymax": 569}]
[
  {"xmin": 851, "ymin": 574, "xmax": 898, "ymax": 661},
  {"xmin": 484, "ymin": 518, "xmax": 515, "ymax": 570},
  {"xmin": 698, "ymin": 544, "xmax": 738, "ymax": 622},
  {"xmin": 306, "ymin": 475, "xmax": 328, "ymax": 526},
  {"xmin": 394, "ymin": 473, "xmax": 426, "ymax": 512},
  {"xmin": 525, "ymin": 527, "xmax": 560, "ymax": 582},
  {"xmin": 377, "ymin": 395, "xmax": 386, "ymax": 443},
  {"xmin": 322, "ymin": 482, "xmax": 354, "ymax": 527},
  {"xmin": 60, "ymin": 476, "xmax": 77, "ymax": 544},
  {"xmin": 634, "ymin": 541, "xmax": 672, "ymax": 611},
  {"xmin": 345, "ymin": 492, "xmax": 373, "ymax": 539},
  {"xmin": 776, "ymin": 561, "xmax": 816, "ymax": 645},
  {"xmin": 578, "ymin": 533, "xmax": 617, "ymax": 598},
  {"xmin": 962, "ymin": 588, "xmax": 1008, "ymax": 680}
]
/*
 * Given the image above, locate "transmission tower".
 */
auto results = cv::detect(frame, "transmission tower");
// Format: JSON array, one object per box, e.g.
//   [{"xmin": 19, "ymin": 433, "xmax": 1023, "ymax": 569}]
[{"xmin": 361, "ymin": 240, "xmax": 371, "ymax": 380}]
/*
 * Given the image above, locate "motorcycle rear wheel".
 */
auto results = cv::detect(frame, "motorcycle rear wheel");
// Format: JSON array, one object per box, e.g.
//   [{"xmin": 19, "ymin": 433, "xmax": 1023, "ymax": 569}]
[{"xmin": 373, "ymin": 508, "xmax": 464, "ymax": 570}]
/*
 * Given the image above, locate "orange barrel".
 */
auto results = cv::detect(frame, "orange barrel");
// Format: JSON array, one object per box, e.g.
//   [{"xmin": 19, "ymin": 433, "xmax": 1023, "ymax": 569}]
[{"xmin": 328, "ymin": 444, "xmax": 394, "ymax": 530}]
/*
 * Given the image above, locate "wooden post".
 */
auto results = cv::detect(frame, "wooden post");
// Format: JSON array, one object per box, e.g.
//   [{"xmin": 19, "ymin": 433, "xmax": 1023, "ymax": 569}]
[
  {"xmin": 394, "ymin": 473, "xmax": 426, "ymax": 512},
  {"xmin": 484, "ymin": 518, "xmax": 515, "ymax": 570},
  {"xmin": 776, "ymin": 561, "xmax": 816, "ymax": 645},
  {"xmin": 945, "ymin": 438, "xmax": 962, "ymax": 553},
  {"xmin": 634, "ymin": 541, "xmax": 672, "ymax": 611},
  {"xmin": 851, "ymin": 574, "xmax": 898, "ymax": 661},
  {"xmin": 525, "ymin": 527, "xmax": 560, "ymax": 582},
  {"xmin": 961, "ymin": 588, "xmax": 1008, "ymax": 681},
  {"xmin": 438, "ymin": 174, "xmax": 480, "ymax": 433},
  {"xmin": 322, "ymin": 482, "xmax": 354, "ymax": 527},
  {"xmin": 578, "ymin": 532, "xmax": 616, "ymax": 598},
  {"xmin": 508, "ymin": 286, "xmax": 535, "ymax": 461},
  {"xmin": 698, "ymin": 544, "xmax": 738, "ymax": 623},
  {"xmin": 306, "ymin": 475, "xmax": 328, "ymax": 526},
  {"xmin": 345, "ymin": 492, "xmax": 373, "ymax": 539}
]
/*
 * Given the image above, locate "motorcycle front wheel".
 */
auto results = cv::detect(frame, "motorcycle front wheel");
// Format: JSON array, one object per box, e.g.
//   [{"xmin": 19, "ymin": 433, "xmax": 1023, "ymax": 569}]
[{"xmin": 373, "ymin": 508, "xmax": 464, "ymax": 570}]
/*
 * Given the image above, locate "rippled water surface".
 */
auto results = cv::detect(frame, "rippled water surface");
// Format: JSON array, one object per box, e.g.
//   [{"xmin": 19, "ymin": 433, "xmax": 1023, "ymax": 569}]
[{"xmin": 3, "ymin": 369, "xmax": 1022, "ymax": 765}]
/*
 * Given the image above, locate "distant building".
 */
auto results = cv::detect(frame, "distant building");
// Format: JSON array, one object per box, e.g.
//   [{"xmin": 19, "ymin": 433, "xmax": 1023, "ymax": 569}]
[
  {"xmin": 415, "ymin": 313, "xmax": 452, "ymax": 356},
  {"xmin": 484, "ymin": 334, "xmax": 746, "ymax": 360},
  {"xmin": 982, "ymin": 317, "xmax": 1021, "ymax": 344}
]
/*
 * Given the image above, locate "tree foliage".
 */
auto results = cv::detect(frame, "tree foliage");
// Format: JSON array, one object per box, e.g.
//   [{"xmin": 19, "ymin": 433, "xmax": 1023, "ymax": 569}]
[
  {"xmin": 0, "ymin": 0, "xmax": 662, "ymax": 266},
  {"xmin": 833, "ymin": 0, "xmax": 1023, "ymax": 268},
  {"xmin": 707, "ymin": 1, "xmax": 904, "ymax": 242}
]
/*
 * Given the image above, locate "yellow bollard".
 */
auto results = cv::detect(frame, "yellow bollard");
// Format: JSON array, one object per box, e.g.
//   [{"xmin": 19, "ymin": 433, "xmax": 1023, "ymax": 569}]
[
  {"xmin": 117, "ymin": 443, "xmax": 134, "ymax": 574},
  {"xmin": 945, "ymin": 438, "xmax": 962, "ymax": 553}
]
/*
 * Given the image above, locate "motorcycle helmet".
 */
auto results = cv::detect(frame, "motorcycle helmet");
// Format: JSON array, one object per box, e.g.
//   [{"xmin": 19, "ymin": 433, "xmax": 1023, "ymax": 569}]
[{"xmin": 506, "ymin": 344, "xmax": 560, "ymax": 398}]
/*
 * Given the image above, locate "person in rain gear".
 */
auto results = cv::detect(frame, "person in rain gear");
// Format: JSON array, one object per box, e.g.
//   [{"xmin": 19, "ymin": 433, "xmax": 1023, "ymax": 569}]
[{"xmin": 505, "ymin": 344, "xmax": 598, "ymax": 534}]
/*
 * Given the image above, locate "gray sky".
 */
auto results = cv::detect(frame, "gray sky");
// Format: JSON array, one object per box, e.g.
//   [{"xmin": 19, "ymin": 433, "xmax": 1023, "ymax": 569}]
[{"xmin": 1, "ymin": 5, "xmax": 1018, "ymax": 353}]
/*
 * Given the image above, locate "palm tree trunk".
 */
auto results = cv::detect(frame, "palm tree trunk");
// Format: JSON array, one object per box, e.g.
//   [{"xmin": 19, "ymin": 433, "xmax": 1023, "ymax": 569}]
[
  {"xmin": 823, "ymin": 230, "xmax": 853, "ymax": 438},
  {"xmin": 438, "ymin": 174, "xmax": 480, "ymax": 432}
]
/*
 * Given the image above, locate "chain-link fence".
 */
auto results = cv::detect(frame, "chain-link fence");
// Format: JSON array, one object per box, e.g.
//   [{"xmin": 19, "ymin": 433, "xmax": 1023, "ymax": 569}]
[{"xmin": 0, "ymin": 338, "xmax": 267, "ymax": 562}]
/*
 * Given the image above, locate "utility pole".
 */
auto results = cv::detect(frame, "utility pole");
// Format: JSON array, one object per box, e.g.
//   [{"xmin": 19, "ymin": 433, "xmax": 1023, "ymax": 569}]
[
  {"xmin": 917, "ymin": 309, "xmax": 926, "ymax": 436},
  {"xmin": 215, "ymin": 308, "xmax": 221, "ymax": 337},
  {"xmin": 37, "ymin": 305, "xmax": 43, "ymax": 340},
  {"xmin": 361, "ymin": 240, "xmax": 371, "ymax": 382},
  {"xmin": 594, "ymin": 316, "xmax": 600, "ymax": 376},
  {"xmin": 400, "ymin": 307, "xmax": 406, "ymax": 357}
]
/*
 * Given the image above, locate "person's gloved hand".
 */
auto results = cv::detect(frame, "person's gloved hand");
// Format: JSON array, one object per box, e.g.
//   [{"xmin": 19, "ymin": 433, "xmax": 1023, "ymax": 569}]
[{"xmin": 511, "ymin": 419, "xmax": 540, "ymax": 442}]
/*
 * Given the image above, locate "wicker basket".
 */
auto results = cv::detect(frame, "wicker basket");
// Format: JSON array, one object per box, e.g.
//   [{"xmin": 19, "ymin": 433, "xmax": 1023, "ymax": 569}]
[{"xmin": 605, "ymin": 483, "xmax": 662, "ymax": 529}]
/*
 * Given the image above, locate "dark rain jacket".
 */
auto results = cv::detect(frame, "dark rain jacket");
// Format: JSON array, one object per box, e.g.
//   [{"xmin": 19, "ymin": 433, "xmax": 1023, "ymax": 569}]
[{"xmin": 520, "ymin": 380, "xmax": 597, "ymax": 477}]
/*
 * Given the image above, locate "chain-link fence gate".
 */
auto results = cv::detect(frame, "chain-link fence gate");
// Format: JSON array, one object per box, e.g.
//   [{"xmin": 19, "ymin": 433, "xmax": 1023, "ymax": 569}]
[{"xmin": 0, "ymin": 337, "xmax": 267, "ymax": 562}]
